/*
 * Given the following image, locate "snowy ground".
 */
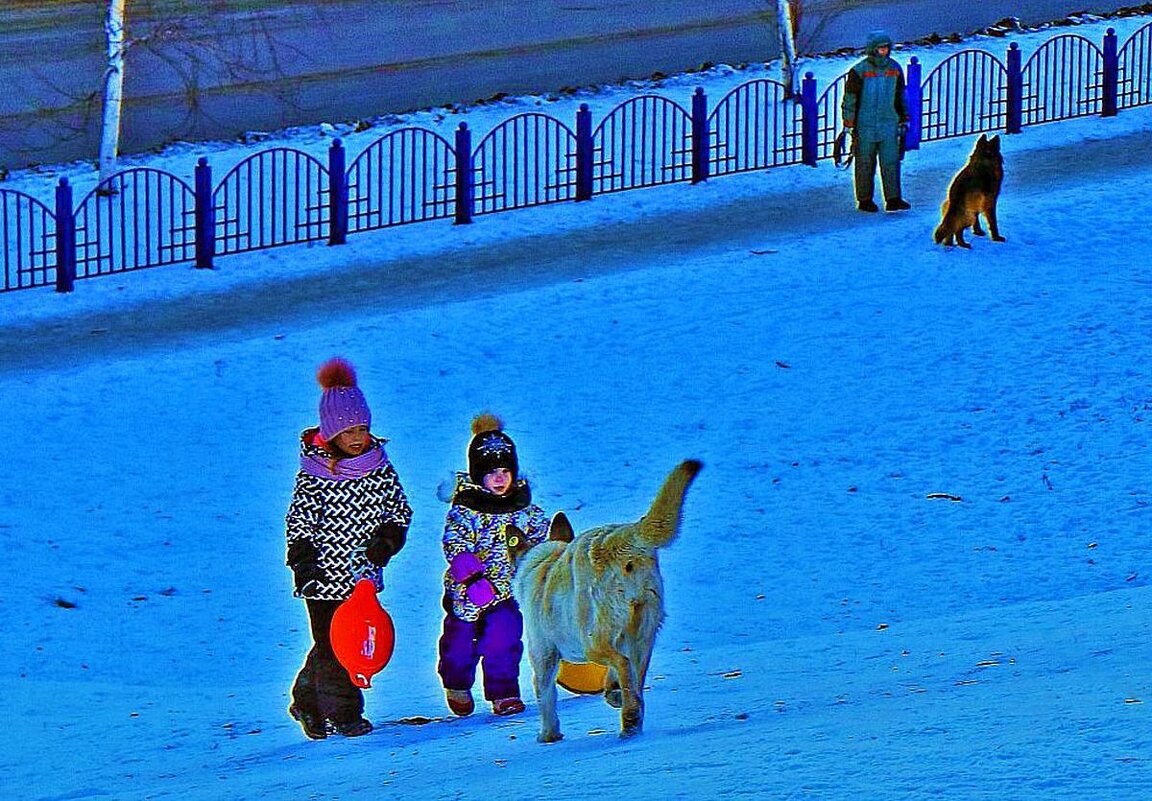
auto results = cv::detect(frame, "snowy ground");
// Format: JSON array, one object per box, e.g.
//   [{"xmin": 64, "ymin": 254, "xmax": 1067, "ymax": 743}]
[{"xmin": 3, "ymin": 15, "xmax": 1152, "ymax": 801}]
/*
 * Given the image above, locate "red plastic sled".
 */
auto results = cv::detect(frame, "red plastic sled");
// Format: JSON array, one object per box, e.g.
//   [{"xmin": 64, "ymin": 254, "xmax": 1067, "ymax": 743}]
[{"xmin": 329, "ymin": 578, "xmax": 395, "ymax": 688}]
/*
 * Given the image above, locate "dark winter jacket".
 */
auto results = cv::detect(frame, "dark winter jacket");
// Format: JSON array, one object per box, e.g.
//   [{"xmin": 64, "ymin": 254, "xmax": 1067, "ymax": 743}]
[
  {"xmin": 285, "ymin": 428, "xmax": 412, "ymax": 601},
  {"xmin": 441, "ymin": 472, "xmax": 550, "ymax": 622},
  {"xmin": 842, "ymin": 31, "xmax": 908, "ymax": 143}
]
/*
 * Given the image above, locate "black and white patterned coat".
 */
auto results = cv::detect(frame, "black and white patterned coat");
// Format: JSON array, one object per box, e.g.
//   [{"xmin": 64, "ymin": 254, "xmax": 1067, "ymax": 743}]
[{"xmin": 285, "ymin": 430, "xmax": 412, "ymax": 601}]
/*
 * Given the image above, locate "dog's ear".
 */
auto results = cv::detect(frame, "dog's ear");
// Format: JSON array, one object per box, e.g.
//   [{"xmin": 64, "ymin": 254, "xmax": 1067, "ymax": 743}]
[
  {"xmin": 505, "ymin": 524, "xmax": 532, "ymax": 563},
  {"xmin": 549, "ymin": 512, "xmax": 575, "ymax": 543},
  {"xmin": 978, "ymin": 133, "xmax": 987, "ymax": 144},
  {"xmin": 989, "ymin": 134, "xmax": 1000, "ymax": 151}
]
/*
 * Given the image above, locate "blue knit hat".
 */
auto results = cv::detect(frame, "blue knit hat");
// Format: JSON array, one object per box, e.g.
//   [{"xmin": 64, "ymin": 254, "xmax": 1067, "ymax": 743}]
[
  {"xmin": 317, "ymin": 358, "xmax": 371, "ymax": 441},
  {"xmin": 865, "ymin": 30, "xmax": 894, "ymax": 55}
]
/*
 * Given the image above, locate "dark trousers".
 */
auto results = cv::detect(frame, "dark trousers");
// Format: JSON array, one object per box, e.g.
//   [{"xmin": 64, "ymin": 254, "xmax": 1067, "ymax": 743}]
[
  {"xmin": 854, "ymin": 134, "xmax": 903, "ymax": 203},
  {"xmin": 291, "ymin": 598, "xmax": 364, "ymax": 723},
  {"xmin": 437, "ymin": 598, "xmax": 524, "ymax": 701}
]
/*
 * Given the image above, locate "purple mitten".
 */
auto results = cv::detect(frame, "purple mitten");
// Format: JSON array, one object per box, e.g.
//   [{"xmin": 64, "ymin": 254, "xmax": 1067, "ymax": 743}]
[
  {"xmin": 465, "ymin": 577, "xmax": 497, "ymax": 608},
  {"xmin": 449, "ymin": 551, "xmax": 483, "ymax": 583}
]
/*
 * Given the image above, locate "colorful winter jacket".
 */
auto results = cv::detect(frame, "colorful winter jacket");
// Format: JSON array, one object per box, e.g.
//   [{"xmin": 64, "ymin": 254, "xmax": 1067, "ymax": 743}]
[
  {"xmin": 441, "ymin": 473, "xmax": 550, "ymax": 622},
  {"xmin": 285, "ymin": 428, "xmax": 412, "ymax": 601},
  {"xmin": 841, "ymin": 34, "xmax": 908, "ymax": 143}
]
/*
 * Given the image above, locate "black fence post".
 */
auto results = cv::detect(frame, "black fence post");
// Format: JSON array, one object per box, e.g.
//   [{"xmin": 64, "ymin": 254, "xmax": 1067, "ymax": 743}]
[
  {"xmin": 575, "ymin": 104, "xmax": 593, "ymax": 201},
  {"xmin": 194, "ymin": 157, "xmax": 215, "ymax": 269},
  {"xmin": 800, "ymin": 72, "xmax": 818, "ymax": 166},
  {"xmin": 454, "ymin": 123, "xmax": 474, "ymax": 225},
  {"xmin": 904, "ymin": 57, "xmax": 923, "ymax": 152},
  {"xmin": 328, "ymin": 139, "xmax": 348, "ymax": 245},
  {"xmin": 54, "ymin": 178, "xmax": 75, "ymax": 293},
  {"xmin": 691, "ymin": 87, "xmax": 709, "ymax": 184},
  {"xmin": 1006, "ymin": 43, "xmax": 1023, "ymax": 134},
  {"xmin": 1102, "ymin": 28, "xmax": 1119, "ymax": 117}
]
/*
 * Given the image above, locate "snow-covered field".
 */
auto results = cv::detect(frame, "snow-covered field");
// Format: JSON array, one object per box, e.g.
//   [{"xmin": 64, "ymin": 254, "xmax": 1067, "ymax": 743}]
[{"xmin": 2, "ymin": 14, "xmax": 1152, "ymax": 801}]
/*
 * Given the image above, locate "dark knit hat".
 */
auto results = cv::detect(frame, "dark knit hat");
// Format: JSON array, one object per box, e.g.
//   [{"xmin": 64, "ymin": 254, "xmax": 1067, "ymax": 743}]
[
  {"xmin": 467, "ymin": 413, "xmax": 519, "ymax": 483},
  {"xmin": 865, "ymin": 30, "xmax": 893, "ymax": 55},
  {"xmin": 317, "ymin": 357, "xmax": 371, "ymax": 441}
]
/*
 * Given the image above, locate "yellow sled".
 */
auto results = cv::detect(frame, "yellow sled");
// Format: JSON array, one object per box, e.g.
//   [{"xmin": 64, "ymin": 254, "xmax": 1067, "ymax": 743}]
[{"xmin": 556, "ymin": 659, "xmax": 608, "ymax": 695}]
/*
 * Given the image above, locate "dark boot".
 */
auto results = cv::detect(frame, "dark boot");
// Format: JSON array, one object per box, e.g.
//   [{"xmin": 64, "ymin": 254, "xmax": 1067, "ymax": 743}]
[
  {"xmin": 289, "ymin": 704, "xmax": 328, "ymax": 740},
  {"xmin": 885, "ymin": 198, "xmax": 911, "ymax": 211},
  {"xmin": 330, "ymin": 716, "xmax": 373, "ymax": 737},
  {"xmin": 857, "ymin": 199, "xmax": 879, "ymax": 213}
]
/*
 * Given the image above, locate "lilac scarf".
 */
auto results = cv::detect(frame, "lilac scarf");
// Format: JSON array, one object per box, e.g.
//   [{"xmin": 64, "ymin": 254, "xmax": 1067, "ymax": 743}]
[{"xmin": 300, "ymin": 442, "xmax": 386, "ymax": 480}]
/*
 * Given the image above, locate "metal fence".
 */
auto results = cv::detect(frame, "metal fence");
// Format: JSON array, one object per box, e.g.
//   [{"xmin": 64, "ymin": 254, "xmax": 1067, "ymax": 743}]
[
  {"xmin": 73, "ymin": 168, "xmax": 198, "ymax": 280},
  {"xmin": 0, "ymin": 188, "xmax": 54, "ymax": 291},
  {"xmin": 4, "ymin": 22, "xmax": 1151, "ymax": 295},
  {"xmin": 473, "ymin": 113, "xmax": 578, "ymax": 215},
  {"xmin": 346, "ymin": 128, "xmax": 456, "ymax": 232}
]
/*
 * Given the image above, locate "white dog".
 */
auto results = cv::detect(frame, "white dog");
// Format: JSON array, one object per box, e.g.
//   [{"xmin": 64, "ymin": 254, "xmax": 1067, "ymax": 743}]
[{"xmin": 508, "ymin": 460, "xmax": 701, "ymax": 742}]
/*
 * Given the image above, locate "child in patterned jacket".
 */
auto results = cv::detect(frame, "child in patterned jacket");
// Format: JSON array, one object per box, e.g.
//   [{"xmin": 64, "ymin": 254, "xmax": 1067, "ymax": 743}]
[
  {"xmin": 437, "ymin": 413, "xmax": 551, "ymax": 717},
  {"xmin": 285, "ymin": 357, "xmax": 412, "ymax": 740}
]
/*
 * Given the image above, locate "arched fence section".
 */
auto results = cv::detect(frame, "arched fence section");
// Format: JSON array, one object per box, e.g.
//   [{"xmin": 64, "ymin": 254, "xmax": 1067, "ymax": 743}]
[
  {"xmin": 592, "ymin": 95, "xmax": 693, "ymax": 193},
  {"xmin": 72, "ymin": 168, "xmax": 197, "ymax": 280},
  {"xmin": 346, "ymin": 128, "xmax": 456, "ymax": 233},
  {"xmin": 213, "ymin": 147, "xmax": 330, "ymax": 255},
  {"xmin": 1021, "ymin": 34, "xmax": 1105, "ymax": 125},
  {"xmin": 472, "ymin": 113, "xmax": 579, "ymax": 215},
  {"xmin": 708, "ymin": 79, "xmax": 805, "ymax": 177},
  {"xmin": 815, "ymin": 74, "xmax": 849, "ymax": 162},
  {"xmin": 1118, "ymin": 20, "xmax": 1152, "ymax": 109},
  {"xmin": 921, "ymin": 50, "xmax": 1009, "ymax": 142},
  {"xmin": 1, "ymin": 189, "xmax": 55, "ymax": 291},
  {"xmin": 7, "ymin": 24, "xmax": 1152, "ymax": 294}
]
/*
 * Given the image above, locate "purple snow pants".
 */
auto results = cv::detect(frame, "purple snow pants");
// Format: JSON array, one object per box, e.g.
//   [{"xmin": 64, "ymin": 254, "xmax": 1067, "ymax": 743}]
[{"xmin": 437, "ymin": 597, "xmax": 524, "ymax": 701}]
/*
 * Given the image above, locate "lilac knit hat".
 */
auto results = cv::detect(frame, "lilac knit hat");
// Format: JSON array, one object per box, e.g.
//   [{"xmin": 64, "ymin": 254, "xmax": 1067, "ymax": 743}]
[{"xmin": 317, "ymin": 357, "xmax": 371, "ymax": 441}]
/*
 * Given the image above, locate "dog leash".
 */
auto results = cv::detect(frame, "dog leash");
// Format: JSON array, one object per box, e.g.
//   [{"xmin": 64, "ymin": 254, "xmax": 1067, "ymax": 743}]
[{"xmin": 833, "ymin": 127, "xmax": 854, "ymax": 169}]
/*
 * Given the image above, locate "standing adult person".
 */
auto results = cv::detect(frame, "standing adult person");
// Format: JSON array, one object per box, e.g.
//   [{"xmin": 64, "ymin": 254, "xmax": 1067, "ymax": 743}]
[{"xmin": 842, "ymin": 31, "xmax": 911, "ymax": 213}]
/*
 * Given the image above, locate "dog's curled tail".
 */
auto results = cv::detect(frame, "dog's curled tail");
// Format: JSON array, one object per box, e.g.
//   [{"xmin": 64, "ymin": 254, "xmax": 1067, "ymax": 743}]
[
  {"xmin": 640, "ymin": 459, "xmax": 703, "ymax": 548},
  {"xmin": 933, "ymin": 199, "xmax": 952, "ymax": 244}
]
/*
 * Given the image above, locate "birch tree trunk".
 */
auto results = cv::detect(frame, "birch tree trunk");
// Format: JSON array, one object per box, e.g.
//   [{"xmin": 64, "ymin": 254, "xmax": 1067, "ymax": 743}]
[
  {"xmin": 98, "ymin": 0, "xmax": 127, "ymax": 187},
  {"xmin": 775, "ymin": 0, "xmax": 800, "ymax": 98}
]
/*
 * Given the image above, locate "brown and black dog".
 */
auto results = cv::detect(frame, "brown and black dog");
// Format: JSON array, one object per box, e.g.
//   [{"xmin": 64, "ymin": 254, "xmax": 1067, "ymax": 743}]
[
  {"xmin": 934, "ymin": 133, "xmax": 1006, "ymax": 248},
  {"xmin": 508, "ymin": 460, "xmax": 701, "ymax": 742}
]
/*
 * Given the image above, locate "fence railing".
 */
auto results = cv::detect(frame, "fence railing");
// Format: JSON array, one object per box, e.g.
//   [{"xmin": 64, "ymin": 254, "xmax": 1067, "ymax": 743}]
[{"xmin": 3, "ymin": 23, "xmax": 1151, "ymax": 295}]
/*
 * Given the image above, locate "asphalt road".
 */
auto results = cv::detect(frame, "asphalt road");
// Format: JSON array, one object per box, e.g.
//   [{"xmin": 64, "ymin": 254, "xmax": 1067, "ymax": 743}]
[{"xmin": 0, "ymin": 0, "xmax": 1121, "ymax": 169}]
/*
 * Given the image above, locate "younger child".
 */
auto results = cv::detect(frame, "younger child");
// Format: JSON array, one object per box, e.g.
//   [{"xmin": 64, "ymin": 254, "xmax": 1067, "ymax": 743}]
[
  {"xmin": 438, "ymin": 413, "xmax": 550, "ymax": 717},
  {"xmin": 285, "ymin": 357, "xmax": 412, "ymax": 739}
]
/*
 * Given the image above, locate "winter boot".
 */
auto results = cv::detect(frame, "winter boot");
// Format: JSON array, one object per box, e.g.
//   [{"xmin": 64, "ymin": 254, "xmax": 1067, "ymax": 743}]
[
  {"xmin": 331, "ymin": 716, "xmax": 373, "ymax": 737},
  {"xmin": 446, "ymin": 689, "xmax": 475, "ymax": 717},
  {"xmin": 885, "ymin": 197, "xmax": 911, "ymax": 211},
  {"xmin": 492, "ymin": 697, "xmax": 525, "ymax": 717},
  {"xmin": 857, "ymin": 199, "xmax": 879, "ymax": 213},
  {"xmin": 289, "ymin": 704, "xmax": 328, "ymax": 740}
]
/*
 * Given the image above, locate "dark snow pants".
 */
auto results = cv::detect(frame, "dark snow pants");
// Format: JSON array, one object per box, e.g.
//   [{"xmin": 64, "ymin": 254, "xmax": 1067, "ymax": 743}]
[
  {"xmin": 854, "ymin": 133, "xmax": 903, "ymax": 204},
  {"xmin": 437, "ymin": 597, "xmax": 524, "ymax": 701},
  {"xmin": 291, "ymin": 598, "xmax": 364, "ymax": 723}
]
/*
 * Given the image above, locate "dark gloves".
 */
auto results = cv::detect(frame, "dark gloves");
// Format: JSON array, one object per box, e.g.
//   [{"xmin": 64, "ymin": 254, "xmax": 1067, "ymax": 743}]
[
  {"xmin": 365, "ymin": 521, "xmax": 408, "ymax": 567},
  {"xmin": 286, "ymin": 539, "xmax": 326, "ymax": 595}
]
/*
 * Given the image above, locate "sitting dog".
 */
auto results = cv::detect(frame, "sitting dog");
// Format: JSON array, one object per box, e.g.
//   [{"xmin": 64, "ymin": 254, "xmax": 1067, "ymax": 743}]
[
  {"xmin": 934, "ymin": 133, "xmax": 1006, "ymax": 248},
  {"xmin": 508, "ymin": 459, "xmax": 701, "ymax": 743}
]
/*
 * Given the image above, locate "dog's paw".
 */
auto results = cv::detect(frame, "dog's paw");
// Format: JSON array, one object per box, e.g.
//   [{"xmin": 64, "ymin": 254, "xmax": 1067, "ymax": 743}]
[
  {"xmin": 538, "ymin": 730, "xmax": 564, "ymax": 744},
  {"xmin": 619, "ymin": 722, "xmax": 643, "ymax": 739}
]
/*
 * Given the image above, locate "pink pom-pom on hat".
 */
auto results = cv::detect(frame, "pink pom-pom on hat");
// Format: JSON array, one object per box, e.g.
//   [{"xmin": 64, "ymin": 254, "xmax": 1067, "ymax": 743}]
[{"xmin": 317, "ymin": 357, "xmax": 372, "ymax": 440}]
